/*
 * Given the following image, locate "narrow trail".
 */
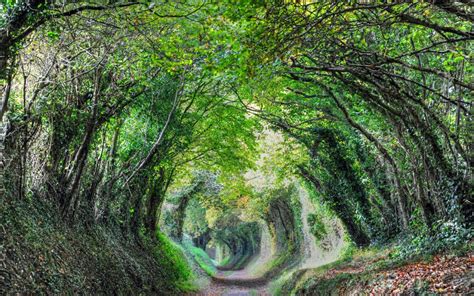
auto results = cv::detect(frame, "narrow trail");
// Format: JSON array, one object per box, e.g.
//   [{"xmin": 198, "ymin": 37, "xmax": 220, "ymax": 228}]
[
  {"xmin": 193, "ymin": 225, "xmax": 274, "ymax": 296},
  {"xmin": 195, "ymin": 269, "xmax": 270, "ymax": 296},
  {"xmin": 192, "ymin": 186, "xmax": 345, "ymax": 296}
]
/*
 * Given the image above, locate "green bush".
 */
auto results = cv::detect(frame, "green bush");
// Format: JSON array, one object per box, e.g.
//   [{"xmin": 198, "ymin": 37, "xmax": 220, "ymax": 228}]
[{"xmin": 392, "ymin": 219, "xmax": 473, "ymax": 260}]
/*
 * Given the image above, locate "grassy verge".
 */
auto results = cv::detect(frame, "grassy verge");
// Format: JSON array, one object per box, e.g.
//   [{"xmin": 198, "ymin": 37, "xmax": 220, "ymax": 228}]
[
  {"xmin": 182, "ymin": 239, "xmax": 217, "ymax": 277},
  {"xmin": 278, "ymin": 240, "xmax": 473, "ymax": 295}
]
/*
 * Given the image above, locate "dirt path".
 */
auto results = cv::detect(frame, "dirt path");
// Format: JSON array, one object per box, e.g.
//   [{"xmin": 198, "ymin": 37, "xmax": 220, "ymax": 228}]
[{"xmin": 193, "ymin": 269, "xmax": 270, "ymax": 296}]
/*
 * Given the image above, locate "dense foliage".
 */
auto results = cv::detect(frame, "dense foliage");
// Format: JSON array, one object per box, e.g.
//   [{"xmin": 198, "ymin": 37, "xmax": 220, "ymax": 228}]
[{"xmin": 249, "ymin": 1, "xmax": 472, "ymax": 246}]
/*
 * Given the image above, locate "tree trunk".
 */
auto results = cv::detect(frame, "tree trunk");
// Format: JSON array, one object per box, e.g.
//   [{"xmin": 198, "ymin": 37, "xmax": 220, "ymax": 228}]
[{"xmin": 145, "ymin": 167, "xmax": 173, "ymax": 238}]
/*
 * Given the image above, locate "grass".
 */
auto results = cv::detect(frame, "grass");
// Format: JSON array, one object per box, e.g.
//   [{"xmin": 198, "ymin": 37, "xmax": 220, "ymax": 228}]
[
  {"xmin": 182, "ymin": 239, "xmax": 217, "ymax": 276},
  {"xmin": 153, "ymin": 232, "xmax": 197, "ymax": 291},
  {"xmin": 219, "ymin": 256, "xmax": 232, "ymax": 267}
]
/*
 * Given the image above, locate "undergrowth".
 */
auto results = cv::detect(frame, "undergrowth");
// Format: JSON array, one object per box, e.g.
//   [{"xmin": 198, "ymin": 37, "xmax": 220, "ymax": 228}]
[
  {"xmin": 1, "ymin": 199, "xmax": 196, "ymax": 294},
  {"xmin": 277, "ymin": 225, "xmax": 473, "ymax": 295},
  {"xmin": 390, "ymin": 219, "xmax": 473, "ymax": 261}
]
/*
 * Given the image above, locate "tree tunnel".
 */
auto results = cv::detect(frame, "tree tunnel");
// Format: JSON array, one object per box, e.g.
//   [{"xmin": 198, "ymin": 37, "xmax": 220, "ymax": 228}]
[
  {"xmin": 193, "ymin": 230, "xmax": 212, "ymax": 251},
  {"xmin": 160, "ymin": 171, "xmax": 220, "ymax": 242},
  {"xmin": 162, "ymin": 170, "xmax": 320, "ymax": 276},
  {"xmin": 212, "ymin": 221, "xmax": 261, "ymax": 270},
  {"xmin": 2, "ymin": 1, "xmax": 472, "ymax": 295}
]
